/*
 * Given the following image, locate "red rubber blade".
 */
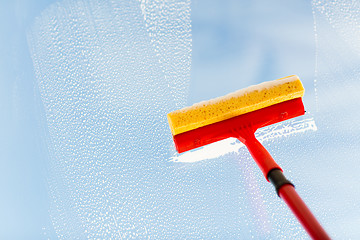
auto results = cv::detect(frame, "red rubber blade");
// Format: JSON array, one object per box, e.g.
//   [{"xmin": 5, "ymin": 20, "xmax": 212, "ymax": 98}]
[{"xmin": 173, "ymin": 98, "xmax": 305, "ymax": 153}]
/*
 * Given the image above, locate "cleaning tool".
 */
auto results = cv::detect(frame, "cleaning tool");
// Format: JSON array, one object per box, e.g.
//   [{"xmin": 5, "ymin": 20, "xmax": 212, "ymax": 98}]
[{"xmin": 167, "ymin": 75, "xmax": 330, "ymax": 239}]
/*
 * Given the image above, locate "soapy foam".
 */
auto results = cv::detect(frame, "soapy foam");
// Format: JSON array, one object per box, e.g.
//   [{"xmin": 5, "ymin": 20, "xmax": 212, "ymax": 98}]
[
  {"xmin": 184, "ymin": 75, "xmax": 300, "ymax": 110},
  {"xmin": 28, "ymin": 0, "xmax": 192, "ymax": 238}
]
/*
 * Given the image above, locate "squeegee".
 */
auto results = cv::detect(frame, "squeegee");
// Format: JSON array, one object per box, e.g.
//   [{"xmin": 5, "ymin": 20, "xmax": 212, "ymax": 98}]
[{"xmin": 167, "ymin": 75, "xmax": 330, "ymax": 239}]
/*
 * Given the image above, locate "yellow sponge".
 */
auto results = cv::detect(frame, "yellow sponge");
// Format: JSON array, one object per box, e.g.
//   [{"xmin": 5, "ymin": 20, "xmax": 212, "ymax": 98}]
[{"xmin": 167, "ymin": 75, "xmax": 305, "ymax": 136}]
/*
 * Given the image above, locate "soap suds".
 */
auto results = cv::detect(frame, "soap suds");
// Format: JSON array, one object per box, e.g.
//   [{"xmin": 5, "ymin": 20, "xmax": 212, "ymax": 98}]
[
  {"xmin": 28, "ymin": 0, "xmax": 192, "ymax": 238},
  {"xmin": 179, "ymin": 75, "xmax": 300, "ymax": 111}
]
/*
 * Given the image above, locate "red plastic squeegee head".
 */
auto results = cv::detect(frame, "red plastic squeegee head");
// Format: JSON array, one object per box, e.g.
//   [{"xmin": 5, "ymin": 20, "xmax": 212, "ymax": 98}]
[
  {"xmin": 174, "ymin": 98, "xmax": 304, "ymax": 178},
  {"xmin": 172, "ymin": 98, "xmax": 330, "ymax": 239}
]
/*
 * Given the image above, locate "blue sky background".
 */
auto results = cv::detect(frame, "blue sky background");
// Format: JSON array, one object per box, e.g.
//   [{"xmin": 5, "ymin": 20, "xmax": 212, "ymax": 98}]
[{"xmin": 1, "ymin": 0, "xmax": 360, "ymax": 239}]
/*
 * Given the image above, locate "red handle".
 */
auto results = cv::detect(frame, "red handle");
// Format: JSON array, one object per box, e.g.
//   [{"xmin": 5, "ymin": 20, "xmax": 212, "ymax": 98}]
[
  {"xmin": 242, "ymin": 135, "xmax": 330, "ymax": 239},
  {"xmin": 243, "ymin": 135, "xmax": 282, "ymax": 181},
  {"xmin": 279, "ymin": 184, "xmax": 330, "ymax": 239}
]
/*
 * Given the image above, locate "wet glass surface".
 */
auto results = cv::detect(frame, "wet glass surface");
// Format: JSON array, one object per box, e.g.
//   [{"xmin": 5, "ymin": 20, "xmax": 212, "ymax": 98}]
[{"xmin": 1, "ymin": 0, "xmax": 359, "ymax": 239}]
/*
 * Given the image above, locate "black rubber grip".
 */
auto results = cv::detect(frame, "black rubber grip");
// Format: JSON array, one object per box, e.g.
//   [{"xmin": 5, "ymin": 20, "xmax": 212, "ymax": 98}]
[{"xmin": 267, "ymin": 169, "xmax": 294, "ymax": 196}]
